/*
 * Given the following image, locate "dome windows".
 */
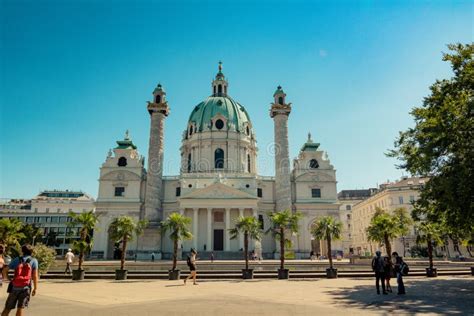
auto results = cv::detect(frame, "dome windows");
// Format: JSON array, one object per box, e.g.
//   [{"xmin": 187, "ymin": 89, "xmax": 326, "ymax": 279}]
[
  {"xmin": 246, "ymin": 125, "xmax": 250, "ymax": 136},
  {"xmin": 309, "ymin": 159, "xmax": 319, "ymax": 169},
  {"xmin": 215, "ymin": 119, "xmax": 224, "ymax": 130},
  {"xmin": 155, "ymin": 95, "xmax": 161, "ymax": 103},
  {"xmin": 215, "ymin": 148, "xmax": 224, "ymax": 169},
  {"xmin": 278, "ymin": 96, "xmax": 284, "ymax": 105}
]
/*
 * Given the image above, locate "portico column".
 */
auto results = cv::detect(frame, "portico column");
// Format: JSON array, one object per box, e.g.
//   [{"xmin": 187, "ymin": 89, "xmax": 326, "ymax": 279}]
[
  {"xmin": 192, "ymin": 208, "xmax": 198, "ymax": 250},
  {"xmin": 252, "ymin": 208, "xmax": 258, "ymax": 249},
  {"xmin": 225, "ymin": 208, "xmax": 231, "ymax": 251},
  {"xmin": 238, "ymin": 208, "xmax": 244, "ymax": 250},
  {"xmin": 207, "ymin": 208, "xmax": 212, "ymax": 251}
]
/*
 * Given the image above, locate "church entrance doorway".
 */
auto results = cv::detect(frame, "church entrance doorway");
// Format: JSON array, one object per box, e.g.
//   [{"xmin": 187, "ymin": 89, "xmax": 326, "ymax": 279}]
[
  {"xmin": 311, "ymin": 239, "xmax": 321, "ymax": 257},
  {"xmin": 213, "ymin": 229, "xmax": 224, "ymax": 251}
]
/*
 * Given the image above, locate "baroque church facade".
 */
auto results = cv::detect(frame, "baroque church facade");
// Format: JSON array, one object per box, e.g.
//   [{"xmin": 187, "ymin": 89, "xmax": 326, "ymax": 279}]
[{"xmin": 92, "ymin": 64, "xmax": 341, "ymax": 259}]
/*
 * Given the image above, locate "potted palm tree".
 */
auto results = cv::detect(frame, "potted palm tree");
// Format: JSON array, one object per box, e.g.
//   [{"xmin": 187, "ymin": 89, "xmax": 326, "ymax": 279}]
[
  {"xmin": 68, "ymin": 210, "xmax": 100, "ymax": 281},
  {"xmin": 109, "ymin": 216, "xmax": 148, "ymax": 280},
  {"xmin": 229, "ymin": 216, "xmax": 262, "ymax": 279},
  {"xmin": 267, "ymin": 210, "xmax": 301, "ymax": 279},
  {"xmin": 415, "ymin": 221, "xmax": 443, "ymax": 277},
  {"xmin": 366, "ymin": 207, "xmax": 411, "ymax": 261},
  {"xmin": 161, "ymin": 212, "xmax": 193, "ymax": 280},
  {"xmin": 311, "ymin": 216, "xmax": 343, "ymax": 278}
]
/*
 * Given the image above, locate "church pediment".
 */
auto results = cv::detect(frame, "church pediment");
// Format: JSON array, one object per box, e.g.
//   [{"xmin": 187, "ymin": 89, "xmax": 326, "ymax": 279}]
[
  {"xmin": 181, "ymin": 183, "xmax": 257, "ymax": 200},
  {"xmin": 101, "ymin": 170, "xmax": 142, "ymax": 181}
]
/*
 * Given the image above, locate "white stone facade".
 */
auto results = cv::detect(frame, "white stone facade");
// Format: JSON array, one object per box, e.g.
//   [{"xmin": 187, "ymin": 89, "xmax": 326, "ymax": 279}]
[{"xmin": 92, "ymin": 65, "xmax": 344, "ymax": 259}]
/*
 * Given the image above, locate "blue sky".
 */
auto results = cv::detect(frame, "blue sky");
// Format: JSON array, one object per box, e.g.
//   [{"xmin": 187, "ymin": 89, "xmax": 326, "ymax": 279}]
[{"xmin": 1, "ymin": 0, "xmax": 472, "ymax": 198}]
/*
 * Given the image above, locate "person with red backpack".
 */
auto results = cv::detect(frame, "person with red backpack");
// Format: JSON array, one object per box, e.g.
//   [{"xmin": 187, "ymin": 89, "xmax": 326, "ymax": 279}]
[{"xmin": 2, "ymin": 244, "xmax": 39, "ymax": 316}]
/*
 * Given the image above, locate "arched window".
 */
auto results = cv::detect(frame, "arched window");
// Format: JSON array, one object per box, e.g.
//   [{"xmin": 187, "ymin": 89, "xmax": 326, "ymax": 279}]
[
  {"xmin": 278, "ymin": 96, "xmax": 284, "ymax": 105},
  {"xmin": 247, "ymin": 154, "xmax": 251, "ymax": 173},
  {"xmin": 187, "ymin": 153, "xmax": 192, "ymax": 173},
  {"xmin": 118, "ymin": 157, "xmax": 127, "ymax": 167},
  {"xmin": 215, "ymin": 148, "xmax": 224, "ymax": 169},
  {"xmin": 218, "ymin": 84, "xmax": 222, "ymax": 94},
  {"xmin": 215, "ymin": 119, "xmax": 224, "ymax": 130},
  {"xmin": 309, "ymin": 159, "xmax": 319, "ymax": 169},
  {"xmin": 189, "ymin": 126, "xmax": 193, "ymax": 136},
  {"xmin": 155, "ymin": 95, "xmax": 161, "ymax": 103},
  {"xmin": 246, "ymin": 126, "xmax": 250, "ymax": 135}
]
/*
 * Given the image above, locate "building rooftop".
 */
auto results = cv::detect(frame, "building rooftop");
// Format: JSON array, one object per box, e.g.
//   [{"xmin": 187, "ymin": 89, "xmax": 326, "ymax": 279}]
[{"xmin": 337, "ymin": 189, "xmax": 377, "ymax": 200}]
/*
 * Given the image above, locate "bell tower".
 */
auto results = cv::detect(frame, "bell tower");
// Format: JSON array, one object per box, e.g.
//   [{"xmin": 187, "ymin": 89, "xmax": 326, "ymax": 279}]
[
  {"xmin": 144, "ymin": 83, "xmax": 170, "ymax": 223},
  {"xmin": 211, "ymin": 61, "xmax": 228, "ymax": 96},
  {"xmin": 270, "ymin": 85, "xmax": 292, "ymax": 212}
]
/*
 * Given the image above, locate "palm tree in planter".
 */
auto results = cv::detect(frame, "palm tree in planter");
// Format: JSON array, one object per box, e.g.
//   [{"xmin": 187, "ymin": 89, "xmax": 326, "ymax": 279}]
[
  {"xmin": 229, "ymin": 216, "xmax": 262, "ymax": 279},
  {"xmin": 311, "ymin": 216, "xmax": 343, "ymax": 278},
  {"xmin": 68, "ymin": 210, "xmax": 100, "ymax": 281},
  {"xmin": 109, "ymin": 216, "xmax": 148, "ymax": 280},
  {"xmin": 161, "ymin": 212, "xmax": 193, "ymax": 280},
  {"xmin": 366, "ymin": 207, "xmax": 411, "ymax": 262},
  {"xmin": 266, "ymin": 210, "xmax": 302, "ymax": 279},
  {"xmin": 415, "ymin": 221, "xmax": 443, "ymax": 277}
]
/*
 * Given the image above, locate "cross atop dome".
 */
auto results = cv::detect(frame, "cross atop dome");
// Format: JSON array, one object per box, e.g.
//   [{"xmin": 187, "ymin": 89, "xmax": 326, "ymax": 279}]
[{"xmin": 212, "ymin": 61, "xmax": 228, "ymax": 96}]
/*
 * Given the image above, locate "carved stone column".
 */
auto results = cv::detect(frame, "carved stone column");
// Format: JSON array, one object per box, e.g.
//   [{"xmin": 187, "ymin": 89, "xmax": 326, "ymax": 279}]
[
  {"xmin": 207, "ymin": 208, "xmax": 212, "ymax": 251},
  {"xmin": 225, "ymin": 208, "xmax": 231, "ymax": 251},
  {"xmin": 193, "ymin": 208, "xmax": 198, "ymax": 250}
]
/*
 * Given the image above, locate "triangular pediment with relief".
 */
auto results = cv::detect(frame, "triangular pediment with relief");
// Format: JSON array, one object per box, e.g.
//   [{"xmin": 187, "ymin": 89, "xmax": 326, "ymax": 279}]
[{"xmin": 181, "ymin": 183, "xmax": 257, "ymax": 200}]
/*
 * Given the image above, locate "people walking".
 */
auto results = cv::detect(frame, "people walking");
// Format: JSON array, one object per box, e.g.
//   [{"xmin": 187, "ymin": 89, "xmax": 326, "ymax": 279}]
[
  {"xmin": 64, "ymin": 249, "xmax": 74, "ymax": 275},
  {"xmin": 0, "ymin": 245, "xmax": 5, "ymax": 287},
  {"xmin": 371, "ymin": 251, "xmax": 387, "ymax": 295},
  {"xmin": 392, "ymin": 252, "xmax": 406, "ymax": 295},
  {"xmin": 184, "ymin": 249, "xmax": 197, "ymax": 285},
  {"xmin": 151, "ymin": 252, "xmax": 155, "ymax": 262},
  {"xmin": 1, "ymin": 244, "xmax": 39, "ymax": 316},
  {"xmin": 383, "ymin": 256, "xmax": 392, "ymax": 293}
]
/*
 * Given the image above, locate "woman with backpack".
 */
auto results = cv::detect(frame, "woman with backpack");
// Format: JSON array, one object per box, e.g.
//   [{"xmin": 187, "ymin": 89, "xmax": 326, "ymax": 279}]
[
  {"xmin": 184, "ymin": 248, "xmax": 198, "ymax": 285},
  {"xmin": 392, "ymin": 252, "xmax": 406, "ymax": 295}
]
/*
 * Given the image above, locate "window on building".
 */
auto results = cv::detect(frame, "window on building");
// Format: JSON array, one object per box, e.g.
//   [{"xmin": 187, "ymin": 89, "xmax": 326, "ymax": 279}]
[
  {"xmin": 57, "ymin": 208, "xmax": 61, "ymax": 212},
  {"xmin": 215, "ymin": 119, "xmax": 224, "ymax": 130},
  {"xmin": 176, "ymin": 187, "xmax": 181, "ymax": 197},
  {"xmin": 50, "ymin": 216, "xmax": 59, "ymax": 223},
  {"xmin": 309, "ymin": 159, "xmax": 319, "ymax": 169},
  {"xmin": 218, "ymin": 84, "xmax": 222, "ymax": 94},
  {"xmin": 258, "ymin": 215, "xmax": 264, "ymax": 230},
  {"xmin": 155, "ymin": 95, "xmax": 161, "ymax": 103},
  {"xmin": 115, "ymin": 187, "xmax": 125, "ymax": 197},
  {"xmin": 311, "ymin": 188, "xmax": 321, "ymax": 198},
  {"xmin": 118, "ymin": 157, "xmax": 127, "ymax": 167},
  {"xmin": 278, "ymin": 96, "xmax": 284, "ymax": 105},
  {"xmin": 187, "ymin": 153, "xmax": 192, "ymax": 173},
  {"xmin": 399, "ymin": 196, "xmax": 404, "ymax": 204},
  {"xmin": 257, "ymin": 188, "xmax": 263, "ymax": 198},
  {"xmin": 347, "ymin": 214, "xmax": 351, "ymax": 220},
  {"xmin": 247, "ymin": 154, "xmax": 251, "ymax": 173},
  {"xmin": 215, "ymin": 148, "xmax": 224, "ymax": 169},
  {"xmin": 246, "ymin": 126, "xmax": 250, "ymax": 135},
  {"xmin": 409, "ymin": 195, "xmax": 415, "ymax": 203},
  {"xmin": 346, "ymin": 205, "xmax": 351, "ymax": 211},
  {"xmin": 46, "ymin": 208, "xmax": 49, "ymax": 213}
]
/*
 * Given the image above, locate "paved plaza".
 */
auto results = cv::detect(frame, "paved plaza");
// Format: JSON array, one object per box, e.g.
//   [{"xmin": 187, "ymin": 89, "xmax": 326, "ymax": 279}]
[{"xmin": 1, "ymin": 276, "xmax": 472, "ymax": 315}]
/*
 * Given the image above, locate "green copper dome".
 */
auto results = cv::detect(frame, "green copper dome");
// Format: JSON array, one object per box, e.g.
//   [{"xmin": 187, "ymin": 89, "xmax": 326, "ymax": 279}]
[{"xmin": 188, "ymin": 96, "xmax": 252, "ymax": 133}]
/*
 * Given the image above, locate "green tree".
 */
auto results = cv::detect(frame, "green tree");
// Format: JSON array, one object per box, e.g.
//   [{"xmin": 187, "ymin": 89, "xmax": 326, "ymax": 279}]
[
  {"xmin": 266, "ymin": 210, "xmax": 302, "ymax": 270},
  {"xmin": 229, "ymin": 216, "xmax": 262, "ymax": 270},
  {"xmin": 20, "ymin": 224, "xmax": 43, "ymax": 246},
  {"xmin": 160, "ymin": 212, "xmax": 193, "ymax": 271},
  {"xmin": 0, "ymin": 218, "xmax": 25, "ymax": 255},
  {"xmin": 33, "ymin": 243, "xmax": 56, "ymax": 275},
  {"xmin": 311, "ymin": 216, "xmax": 343, "ymax": 269},
  {"xmin": 388, "ymin": 43, "xmax": 474, "ymax": 238},
  {"xmin": 366, "ymin": 207, "xmax": 411, "ymax": 260},
  {"xmin": 109, "ymin": 216, "xmax": 148, "ymax": 270},
  {"xmin": 415, "ymin": 221, "xmax": 443, "ymax": 270},
  {"xmin": 68, "ymin": 210, "xmax": 100, "ymax": 271}
]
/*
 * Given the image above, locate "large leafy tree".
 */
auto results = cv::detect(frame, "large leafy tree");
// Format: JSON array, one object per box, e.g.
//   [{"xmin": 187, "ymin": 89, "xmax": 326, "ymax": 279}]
[
  {"xmin": 68, "ymin": 210, "xmax": 100, "ymax": 270},
  {"xmin": 0, "ymin": 218, "xmax": 25, "ymax": 255},
  {"xmin": 366, "ymin": 207, "xmax": 411, "ymax": 260},
  {"xmin": 311, "ymin": 216, "xmax": 343, "ymax": 270},
  {"xmin": 160, "ymin": 212, "xmax": 193, "ymax": 271},
  {"xmin": 388, "ymin": 43, "xmax": 474, "ymax": 238},
  {"xmin": 266, "ymin": 210, "xmax": 302, "ymax": 270},
  {"xmin": 109, "ymin": 216, "xmax": 148, "ymax": 271},
  {"xmin": 229, "ymin": 216, "xmax": 262, "ymax": 271}
]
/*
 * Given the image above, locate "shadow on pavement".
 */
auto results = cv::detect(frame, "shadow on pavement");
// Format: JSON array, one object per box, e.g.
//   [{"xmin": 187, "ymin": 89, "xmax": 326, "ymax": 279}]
[{"xmin": 330, "ymin": 277, "xmax": 474, "ymax": 315}]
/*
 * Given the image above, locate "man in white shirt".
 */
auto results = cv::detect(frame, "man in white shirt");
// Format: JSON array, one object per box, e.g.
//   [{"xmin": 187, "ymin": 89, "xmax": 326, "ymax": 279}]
[{"xmin": 64, "ymin": 249, "xmax": 75, "ymax": 275}]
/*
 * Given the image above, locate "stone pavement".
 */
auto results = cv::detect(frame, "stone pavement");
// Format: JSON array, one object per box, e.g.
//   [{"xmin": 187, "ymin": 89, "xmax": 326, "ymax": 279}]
[{"xmin": 1, "ymin": 276, "xmax": 472, "ymax": 315}]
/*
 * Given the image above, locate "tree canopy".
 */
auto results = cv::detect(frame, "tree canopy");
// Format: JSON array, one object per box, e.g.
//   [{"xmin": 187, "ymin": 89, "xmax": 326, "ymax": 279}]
[{"xmin": 388, "ymin": 43, "xmax": 473, "ymax": 237}]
